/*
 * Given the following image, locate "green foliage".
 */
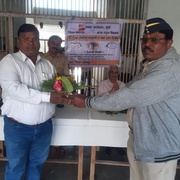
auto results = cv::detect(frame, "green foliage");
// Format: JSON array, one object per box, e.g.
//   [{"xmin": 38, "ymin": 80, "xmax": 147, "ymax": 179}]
[
  {"xmin": 40, "ymin": 76, "xmax": 86, "ymax": 93},
  {"xmin": 40, "ymin": 76, "xmax": 56, "ymax": 91}
]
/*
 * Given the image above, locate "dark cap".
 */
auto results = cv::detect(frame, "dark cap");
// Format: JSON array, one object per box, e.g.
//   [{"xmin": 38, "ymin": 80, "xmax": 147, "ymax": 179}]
[{"xmin": 144, "ymin": 17, "xmax": 173, "ymax": 34}]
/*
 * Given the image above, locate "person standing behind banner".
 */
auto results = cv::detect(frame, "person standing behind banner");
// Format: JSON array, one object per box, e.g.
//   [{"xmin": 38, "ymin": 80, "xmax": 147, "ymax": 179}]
[
  {"xmin": 0, "ymin": 24, "xmax": 69, "ymax": 180},
  {"xmin": 41, "ymin": 35, "xmax": 69, "ymax": 76}
]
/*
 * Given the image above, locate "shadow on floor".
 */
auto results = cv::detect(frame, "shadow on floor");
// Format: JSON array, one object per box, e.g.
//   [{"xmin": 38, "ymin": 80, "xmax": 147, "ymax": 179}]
[{"xmin": 0, "ymin": 146, "xmax": 180, "ymax": 180}]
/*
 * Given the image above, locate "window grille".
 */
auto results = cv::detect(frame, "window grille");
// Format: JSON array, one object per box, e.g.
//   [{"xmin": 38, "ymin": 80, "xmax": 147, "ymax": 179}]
[{"xmin": 0, "ymin": 0, "xmax": 148, "ymax": 95}]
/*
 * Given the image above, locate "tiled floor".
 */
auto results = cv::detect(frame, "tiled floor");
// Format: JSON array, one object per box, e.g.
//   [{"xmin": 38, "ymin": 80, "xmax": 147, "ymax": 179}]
[{"xmin": 0, "ymin": 146, "xmax": 180, "ymax": 180}]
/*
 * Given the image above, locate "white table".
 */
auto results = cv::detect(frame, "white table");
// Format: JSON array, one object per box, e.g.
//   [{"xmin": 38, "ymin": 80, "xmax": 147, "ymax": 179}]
[{"xmin": 0, "ymin": 105, "xmax": 129, "ymax": 180}]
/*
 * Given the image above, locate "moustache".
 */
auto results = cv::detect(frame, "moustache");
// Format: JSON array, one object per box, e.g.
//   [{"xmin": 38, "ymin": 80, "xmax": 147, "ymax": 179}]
[
  {"xmin": 142, "ymin": 47, "xmax": 153, "ymax": 53},
  {"xmin": 52, "ymin": 47, "xmax": 58, "ymax": 50}
]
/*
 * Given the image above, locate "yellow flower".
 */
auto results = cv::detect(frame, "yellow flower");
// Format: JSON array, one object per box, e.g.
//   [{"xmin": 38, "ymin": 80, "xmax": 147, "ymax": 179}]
[{"xmin": 56, "ymin": 76, "xmax": 62, "ymax": 81}]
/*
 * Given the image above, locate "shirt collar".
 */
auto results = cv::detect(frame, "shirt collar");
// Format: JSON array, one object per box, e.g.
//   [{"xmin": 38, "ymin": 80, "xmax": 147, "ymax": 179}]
[
  {"xmin": 45, "ymin": 51, "xmax": 61, "ymax": 58},
  {"xmin": 143, "ymin": 60, "xmax": 155, "ymax": 68},
  {"xmin": 19, "ymin": 50, "xmax": 41, "ymax": 63}
]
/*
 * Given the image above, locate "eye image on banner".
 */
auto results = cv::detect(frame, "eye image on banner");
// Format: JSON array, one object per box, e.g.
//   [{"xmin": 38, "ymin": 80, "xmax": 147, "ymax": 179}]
[{"xmin": 65, "ymin": 20, "xmax": 122, "ymax": 67}]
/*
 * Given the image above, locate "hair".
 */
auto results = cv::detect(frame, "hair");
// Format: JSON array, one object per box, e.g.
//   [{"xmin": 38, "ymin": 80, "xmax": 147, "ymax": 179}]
[
  {"xmin": 108, "ymin": 65, "xmax": 120, "ymax": 74},
  {"xmin": 17, "ymin": 24, "xmax": 39, "ymax": 38},
  {"xmin": 48, "ymin": 35, "xmax": 62, "ymax": 45},
  {"xmin": 159, "ymin": 29, "xmax": 174, "ymax": 40}
]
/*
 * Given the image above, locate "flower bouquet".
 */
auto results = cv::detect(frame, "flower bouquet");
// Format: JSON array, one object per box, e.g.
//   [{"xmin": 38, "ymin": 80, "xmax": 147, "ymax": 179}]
[{"xmin": 40, "ymin": 75, "xmax": 86, "ymax": 93}]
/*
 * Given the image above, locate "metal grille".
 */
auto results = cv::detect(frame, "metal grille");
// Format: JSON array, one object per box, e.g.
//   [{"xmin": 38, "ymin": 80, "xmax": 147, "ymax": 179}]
[
  {"xmin": 0, "ymin": 16, "xmax": 8, "ymax": 60},
  {"xmin": 0, "ymin": 0, "xmax": 148, "ymax": 95},
  {"xmin": 0, "ymin": 0, "xmax": 147, "ymax": 19}
]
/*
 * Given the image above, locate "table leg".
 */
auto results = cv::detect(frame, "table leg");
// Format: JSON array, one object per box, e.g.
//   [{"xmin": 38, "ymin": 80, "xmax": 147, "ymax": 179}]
[
  {"xmin": 0, "ymin": 141, "xmax": 4, "ymax": 157},
  {"xmin": 77, "ymin": 146, "xmax": 84, "ymax": 180},
  {"xmin": 90, "ymin": 146, "xmax": 96, "ymax": 180}
]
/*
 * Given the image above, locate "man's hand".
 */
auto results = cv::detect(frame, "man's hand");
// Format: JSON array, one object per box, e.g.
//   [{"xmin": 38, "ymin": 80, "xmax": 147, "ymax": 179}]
[
  {"xmin": 68, "ymin": 94, "xmax": 87, "ymax": 108},
  {"xmin": 50, "ymin": 92, "xmax": 70, "ymax": 104}
]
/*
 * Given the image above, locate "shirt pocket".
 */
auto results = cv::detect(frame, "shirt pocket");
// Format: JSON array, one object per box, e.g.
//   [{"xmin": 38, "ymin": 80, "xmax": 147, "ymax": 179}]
[{"xmin": 42, "ymin": 72, "xmax": 54, "ymax": 81}]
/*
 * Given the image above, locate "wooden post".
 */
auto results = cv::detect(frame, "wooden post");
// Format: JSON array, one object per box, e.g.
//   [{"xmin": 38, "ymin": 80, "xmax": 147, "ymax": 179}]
[
  {"xmin": 0, "ymin": 141, "xmax": 4, "ymax": 157},
  {"xmin": 77, "ymin": 146, "xmax": 84, "ymax": 180},
  {"xmin": 89, "ymin": 146, "xmax": 96, "ymax": 180}
]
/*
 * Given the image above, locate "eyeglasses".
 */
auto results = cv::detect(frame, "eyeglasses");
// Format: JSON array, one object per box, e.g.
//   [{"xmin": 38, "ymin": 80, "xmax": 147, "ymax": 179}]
[{"xmin": 140, "ymin": 37, "xmax": 166, "ymax": 44}]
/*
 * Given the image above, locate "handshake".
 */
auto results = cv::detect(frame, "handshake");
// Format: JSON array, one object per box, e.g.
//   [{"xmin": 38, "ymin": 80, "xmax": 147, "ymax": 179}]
[{"xmin": 50, "ymin": 92, "xmax": 87, "ymax": 108}]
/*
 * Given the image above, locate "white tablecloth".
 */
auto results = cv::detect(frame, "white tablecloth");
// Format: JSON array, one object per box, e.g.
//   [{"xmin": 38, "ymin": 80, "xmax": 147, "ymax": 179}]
[{"xmin": 0, "ymin": 105, "xmax": 129, "ymax": 147}]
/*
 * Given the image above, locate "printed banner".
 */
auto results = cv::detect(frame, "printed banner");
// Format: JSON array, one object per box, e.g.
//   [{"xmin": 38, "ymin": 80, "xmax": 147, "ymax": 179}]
[{"xmin": 65, "ymin": 20, "xmax": 122, "ymax": 67}]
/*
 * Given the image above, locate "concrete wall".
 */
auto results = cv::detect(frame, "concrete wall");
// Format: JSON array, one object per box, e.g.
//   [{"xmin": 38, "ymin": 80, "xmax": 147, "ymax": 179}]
[{"xmin": 147, "ymin": 0, "xmax": 180, "ymax": 53}]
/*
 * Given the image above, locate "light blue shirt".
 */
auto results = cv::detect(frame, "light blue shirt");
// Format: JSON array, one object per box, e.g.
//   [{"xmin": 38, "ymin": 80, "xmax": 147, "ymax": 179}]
[{"xmin": 87, "ymin": 47, "xmax": 180, "ymax": 162}]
